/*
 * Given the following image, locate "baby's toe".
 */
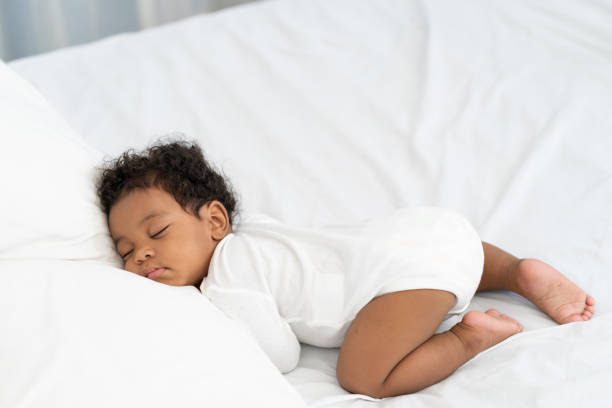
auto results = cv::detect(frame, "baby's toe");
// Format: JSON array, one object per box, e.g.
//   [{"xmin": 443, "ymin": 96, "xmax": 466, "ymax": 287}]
[
  {"xmin": 586, "ymin": 295, "xmax": 596, "ymax": 306},
  {"xmin": 485, "ymin": 309, "xmax": 501, "ymax": 317}
]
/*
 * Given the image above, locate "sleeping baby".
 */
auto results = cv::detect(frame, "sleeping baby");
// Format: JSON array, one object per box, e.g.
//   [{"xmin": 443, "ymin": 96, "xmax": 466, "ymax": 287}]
[{"xmin": 96, "ymin": 139, "xmax": 595, "ymax": 399}]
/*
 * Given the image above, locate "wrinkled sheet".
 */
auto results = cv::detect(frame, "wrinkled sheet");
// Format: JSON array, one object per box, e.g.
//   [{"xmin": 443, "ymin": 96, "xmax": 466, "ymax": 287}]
[{"xmin": 9, "ymin": 0, "xmax": 612, "ymax": 406}]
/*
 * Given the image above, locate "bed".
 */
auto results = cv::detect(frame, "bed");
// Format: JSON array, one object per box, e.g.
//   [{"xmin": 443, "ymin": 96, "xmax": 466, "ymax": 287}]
[{"xmin": 2, "ymin": 0, "xmax": 611, "ymax": 406}]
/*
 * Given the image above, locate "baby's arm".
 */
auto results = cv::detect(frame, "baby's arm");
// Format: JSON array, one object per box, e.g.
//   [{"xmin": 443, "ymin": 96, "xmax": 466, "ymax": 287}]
[{"xmin": 205, "ymin": 286, "xmax": 301, "ymax": 373}]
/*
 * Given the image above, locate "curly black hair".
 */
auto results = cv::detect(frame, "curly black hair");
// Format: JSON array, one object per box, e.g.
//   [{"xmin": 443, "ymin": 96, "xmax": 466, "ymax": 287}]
[{"xmin": 96, "ymin": 137, "xmax": 239, "ymax": 226}]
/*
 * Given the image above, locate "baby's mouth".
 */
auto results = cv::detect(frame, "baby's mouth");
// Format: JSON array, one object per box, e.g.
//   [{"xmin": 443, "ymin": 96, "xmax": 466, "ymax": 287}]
[{"xmin": 145, "ymin": 268, "xmax": 166, "ymax": 279}]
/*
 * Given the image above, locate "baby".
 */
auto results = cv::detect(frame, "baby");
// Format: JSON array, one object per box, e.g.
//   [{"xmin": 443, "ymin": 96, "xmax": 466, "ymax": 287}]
[{"xmin": 97, "ymin": 139, "xmax": 595, "ymax": 399}]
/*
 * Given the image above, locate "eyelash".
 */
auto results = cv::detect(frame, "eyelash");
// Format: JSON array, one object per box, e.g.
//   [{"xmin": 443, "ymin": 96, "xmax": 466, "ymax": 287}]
[{"xmin": 121, "ymin": 225, "xmax": 169, "ymax": 260}]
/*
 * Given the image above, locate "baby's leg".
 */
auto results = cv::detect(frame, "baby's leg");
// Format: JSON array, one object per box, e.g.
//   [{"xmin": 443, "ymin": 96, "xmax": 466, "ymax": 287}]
[
  {"xmin": 479, "ymin": 243, "xmax": 596, "ymax": 324},
  {"xmin": 336, "ymin": 289, "xmax": 522, "ymax": 399}
]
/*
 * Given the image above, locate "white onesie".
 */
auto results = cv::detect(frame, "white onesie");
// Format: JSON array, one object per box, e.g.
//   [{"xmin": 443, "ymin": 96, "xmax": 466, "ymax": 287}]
[{"xmin": 200, "ymin": 206, "xmax": 484, "ymax": 373}]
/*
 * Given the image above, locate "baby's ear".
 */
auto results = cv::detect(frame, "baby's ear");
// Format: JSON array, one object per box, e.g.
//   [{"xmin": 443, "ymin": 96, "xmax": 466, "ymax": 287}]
[{"xmin": 206, "ymin": 201, "xmax": 231, "ymax": 240}]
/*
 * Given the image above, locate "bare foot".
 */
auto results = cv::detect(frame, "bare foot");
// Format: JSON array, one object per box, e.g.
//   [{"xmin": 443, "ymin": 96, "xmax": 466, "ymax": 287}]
[
  {"xmin": 511, "ymin": 258, "xmax": 596, "ymax": 324},
  {"xmin": 451, "ymin": 309, "xmax": 523, "ymax": 354}
]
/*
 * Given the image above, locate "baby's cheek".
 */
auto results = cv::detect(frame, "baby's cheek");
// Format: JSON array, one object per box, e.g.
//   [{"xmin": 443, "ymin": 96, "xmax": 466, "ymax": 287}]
[{"xmin": 124, "ymin": 262, "xmax": 136, "ymax": 274}]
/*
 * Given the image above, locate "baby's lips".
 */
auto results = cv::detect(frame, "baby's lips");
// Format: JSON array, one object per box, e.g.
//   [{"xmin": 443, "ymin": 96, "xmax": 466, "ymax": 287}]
[{"xmin": 146, "ymin": 268, "xmax": 166, "ymax": 279}]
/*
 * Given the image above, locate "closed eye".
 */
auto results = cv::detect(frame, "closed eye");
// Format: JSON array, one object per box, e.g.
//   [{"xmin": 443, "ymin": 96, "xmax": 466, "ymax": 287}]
[
  {"xmin": 152, "ymin": 225, "xmax": 169, "ymax": 238},
  {"xmin": 120, "ymin": 225, "xmax": 169, "ymax": 260}
]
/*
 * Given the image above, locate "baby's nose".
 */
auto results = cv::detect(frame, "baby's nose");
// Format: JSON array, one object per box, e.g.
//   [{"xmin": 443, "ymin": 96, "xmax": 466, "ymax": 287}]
[{"xmin": 135, "ymin": 247, "xmax": 155, "ymax": 262}]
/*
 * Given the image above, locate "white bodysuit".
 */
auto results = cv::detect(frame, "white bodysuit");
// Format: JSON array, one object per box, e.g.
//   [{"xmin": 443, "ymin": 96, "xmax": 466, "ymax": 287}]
[{"xmin": 200, "ymin": 206, "xmax": 484, "ymax": 373}]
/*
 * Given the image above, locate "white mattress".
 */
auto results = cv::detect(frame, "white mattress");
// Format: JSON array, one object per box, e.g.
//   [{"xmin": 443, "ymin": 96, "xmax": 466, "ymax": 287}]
[{"xmin": 9, "ymin": 0, "xmax": 612, "ymax": 406}]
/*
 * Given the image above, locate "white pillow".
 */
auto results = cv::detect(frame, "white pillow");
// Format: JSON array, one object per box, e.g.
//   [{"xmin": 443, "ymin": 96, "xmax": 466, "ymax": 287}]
[
  {"xmin": 0, "ymin": 62, "xmax": 307, "ymax": 407},
  {"xmin": 0, "ymin": 260, "xmax": 308, "ymax": 407},
  {"xmin": 0, "ymin": 61, "xmax": 117, "ymax": 264}
]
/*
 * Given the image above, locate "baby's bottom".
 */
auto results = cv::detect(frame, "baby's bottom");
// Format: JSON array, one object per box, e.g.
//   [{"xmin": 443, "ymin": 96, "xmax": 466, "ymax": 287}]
[{"xmin": 336, "ymin": 289, "xmax": 522, "ymax": 399}]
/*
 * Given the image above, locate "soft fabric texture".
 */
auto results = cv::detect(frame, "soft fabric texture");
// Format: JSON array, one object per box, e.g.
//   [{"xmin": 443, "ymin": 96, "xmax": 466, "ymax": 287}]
[
  {"xmin": 0, "ymin": 260, "xmax": 308, "ymax": 408},
  {"xmin": 6, "ymin": 0, "xmax": 612, "ymax": 406},
  {"xmin": 0, "ymin": 61, "xmax": 118, "ymax": 265},
  {"xmin": 0, "ymin": 59, "xmax": 308, "ymax": 407},
  {"xmin": 202, "ymin": 207, "xmax": 483, "ymax": 372}
]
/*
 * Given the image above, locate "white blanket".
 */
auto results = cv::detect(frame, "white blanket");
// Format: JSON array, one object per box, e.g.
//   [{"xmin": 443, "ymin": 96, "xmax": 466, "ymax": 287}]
[{"xmin": 9, "ymin": 0, "xmax": 612, "ymax": 406}]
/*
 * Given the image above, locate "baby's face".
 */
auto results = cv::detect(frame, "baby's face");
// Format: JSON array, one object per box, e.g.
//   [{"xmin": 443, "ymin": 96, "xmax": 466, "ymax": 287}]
[{"xmin": 108, "ymin": 187, "xmax": 229, "ymax": 287}]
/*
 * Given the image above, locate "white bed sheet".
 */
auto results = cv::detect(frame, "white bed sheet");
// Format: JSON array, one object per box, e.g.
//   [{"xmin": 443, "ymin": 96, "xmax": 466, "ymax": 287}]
[{"xmin": 9, "ymin": 0, "xmax": 612, "ymax": 406}]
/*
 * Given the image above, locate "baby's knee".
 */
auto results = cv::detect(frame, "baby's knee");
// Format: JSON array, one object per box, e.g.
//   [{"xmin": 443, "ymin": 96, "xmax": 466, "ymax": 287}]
[
  {"xmin": 336, "ymin": 367, "xmax": 384, "ymax": 399},
  {"xmin": 336, "ymin": 353, "xmax": 387, "ymax": 399}
]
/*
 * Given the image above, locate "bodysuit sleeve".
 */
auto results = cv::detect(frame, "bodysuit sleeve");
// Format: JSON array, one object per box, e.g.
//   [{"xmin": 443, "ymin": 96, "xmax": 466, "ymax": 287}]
[{"xmin": 204, "ymin": 285, "xmax": 301, "ymax": 374}]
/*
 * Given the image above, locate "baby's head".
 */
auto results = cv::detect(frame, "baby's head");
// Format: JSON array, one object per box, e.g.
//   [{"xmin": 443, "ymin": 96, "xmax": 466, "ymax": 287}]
[{"xmin": 96, "ymin": 139, "xmax": 238, "ymax": 288}]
